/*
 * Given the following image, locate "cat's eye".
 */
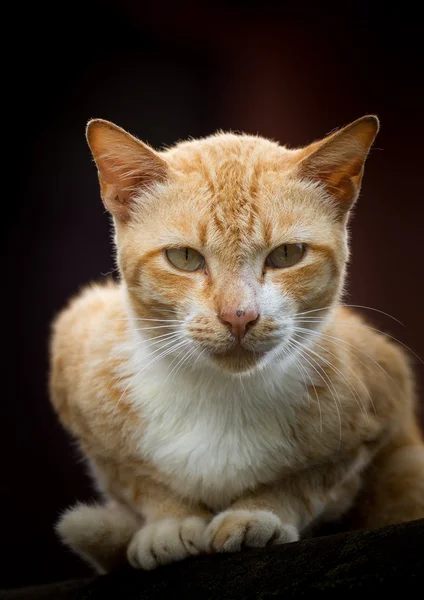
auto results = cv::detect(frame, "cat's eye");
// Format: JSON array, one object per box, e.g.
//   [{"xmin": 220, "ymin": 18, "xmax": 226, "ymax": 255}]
[
  {"xmin": 165, "ymin": 247, "xmax": 205, "ymax": 272},
  {"xmin": 265, "ymin": 243, "xmax": 306, "ymax": 269}
]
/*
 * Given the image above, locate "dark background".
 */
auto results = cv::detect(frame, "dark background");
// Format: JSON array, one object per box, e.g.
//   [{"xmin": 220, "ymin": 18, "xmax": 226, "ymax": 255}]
[{"xmin": 4, "ymin": 1, "xmax": 424, "ymax": 590}]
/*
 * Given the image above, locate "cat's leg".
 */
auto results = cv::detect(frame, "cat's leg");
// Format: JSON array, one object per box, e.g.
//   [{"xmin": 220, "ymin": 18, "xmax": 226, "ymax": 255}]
[
  {"xmin": 56, "ymin": 499, "xmax": 141, "ymax": 573},
  {"xmin": 355, "ymin": 429, "xmax": 424, "ymax": 527},
  {"xmin": 126, "ymin": 477, "xmax": 212, "ymax": 570},
  {"xmin": 205, "ymin": 508, "xmax": 299, "ymax": 552},
  {"xmin": 204, "ymin": 493, "xmax": 300, "ymax": 553},
  {"xmin": 204, "ymin": 467, "xmax": 361, "ymax": 552}
]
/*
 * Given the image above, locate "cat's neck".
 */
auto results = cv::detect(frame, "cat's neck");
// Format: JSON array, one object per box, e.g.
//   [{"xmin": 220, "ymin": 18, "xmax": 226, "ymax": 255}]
[{"xmin": 125, "ymin": 328, "xmax": 308, "ymax": 416}]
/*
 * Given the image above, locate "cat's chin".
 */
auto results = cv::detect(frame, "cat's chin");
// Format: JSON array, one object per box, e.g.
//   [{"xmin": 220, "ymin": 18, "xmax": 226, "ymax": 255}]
[{"xmin": 207, "ymin": 347, "xmax": 267, "ymax": 375}]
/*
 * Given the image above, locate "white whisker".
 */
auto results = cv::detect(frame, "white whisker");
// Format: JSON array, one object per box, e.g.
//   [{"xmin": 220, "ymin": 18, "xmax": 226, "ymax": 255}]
[
  {"xmin": 132, "ymin": 331, "xmax": 182, "ymax": 348},
  {"xmin": 290, "ymin": 327, "xmax": 412, "ymax": 384},
  {"xmin": 293, "ymin": 318, "xmax": 421, "ymax": 364},
  {"xmin": 192, "ymin": 348, "xmax": 205, "ymax": 370},
  {"xmin": 292, "ymin": 325, "xmax": 397, "ymax": 403},
  {"xmin": 100, "ymin": 333, "xmax": 185, "ymax": 411},
  {"xmin": 106, "ymin": 338, "xmax": 189, "ymax": 438},
  {"xmin": 111, "ymin": 318, "xmax": 184, "ymax": 323},
  {"xmin": 294, "ymin": 304, "xmax": 404, "ymax": 325},
  {"xmin": 165, "ymin": 345, "xmax": 198, "ymax": 388},
  {"xmin": 132, "ymin": 325, "xmax": 181, "ymax": 331},
  {"xmin": 290, "ymin": 339, "xmax": 342, "ymax": 451},
  {"xmin": 161, "ymin": 342, "xmax": 193, "ymax": 388},
  {"xmin": 99, "ymin": 331, "xmax": 183, "ymax": 372},
  {"xmin": 289, "ymin": 345, "xmax": 323, "ymax": 432},
  {"xmin": 292, "ymin": 331, "xmax": 372, "ymax": 421}
]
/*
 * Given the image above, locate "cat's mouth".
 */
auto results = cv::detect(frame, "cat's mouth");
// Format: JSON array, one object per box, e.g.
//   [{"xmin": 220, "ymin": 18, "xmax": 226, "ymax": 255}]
[
  {"xmin": 206, "ymin": 346, "xmax": 268, "ymax": 373},
  {"xmin": 186, "ymin": 316, "xmax": 284, "ymax": 373}
]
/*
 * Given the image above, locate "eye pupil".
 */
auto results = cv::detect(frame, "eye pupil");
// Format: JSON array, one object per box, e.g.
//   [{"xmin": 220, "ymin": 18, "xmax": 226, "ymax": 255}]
[
  {"xmin": 266, "ymin": 243, "xmax": 305, "ymax": 269},
  {"xmin": 166, "ymin": 247, "xmax": 205, "ymax": 272}
]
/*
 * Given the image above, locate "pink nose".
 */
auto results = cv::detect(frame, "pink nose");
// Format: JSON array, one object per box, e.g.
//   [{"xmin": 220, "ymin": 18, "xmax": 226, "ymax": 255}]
[{"xmin": 220, "ymin": 308, "xmax": 260, "ymax": 342}]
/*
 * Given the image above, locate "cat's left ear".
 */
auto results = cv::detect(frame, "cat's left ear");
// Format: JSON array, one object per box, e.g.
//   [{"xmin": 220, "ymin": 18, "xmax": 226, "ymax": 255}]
[
  {"xmin": 86, "ymin": 119, "xmax": 169, "ymax": 221},
  {"xmin": 295, "ymin": 115, "xmax": 379, "ymax": 215}
]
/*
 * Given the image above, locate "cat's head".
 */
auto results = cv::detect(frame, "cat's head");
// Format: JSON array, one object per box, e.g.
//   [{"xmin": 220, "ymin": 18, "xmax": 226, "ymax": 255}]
[{"xmin": 87, "ymin": 117, "xmax": 378, "ymax": 375}]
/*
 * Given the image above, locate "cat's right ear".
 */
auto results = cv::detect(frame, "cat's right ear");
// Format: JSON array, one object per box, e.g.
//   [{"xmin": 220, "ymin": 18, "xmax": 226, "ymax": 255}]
[{"xmin": 86, "ymin": 119, "xmax": 169, "ymax": 221}]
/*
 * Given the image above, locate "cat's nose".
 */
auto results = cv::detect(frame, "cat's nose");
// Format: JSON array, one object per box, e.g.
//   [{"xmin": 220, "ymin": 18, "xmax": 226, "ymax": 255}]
[{"xmin": 220, "ymin": 308, "xmax": 260, "ymax": 342}]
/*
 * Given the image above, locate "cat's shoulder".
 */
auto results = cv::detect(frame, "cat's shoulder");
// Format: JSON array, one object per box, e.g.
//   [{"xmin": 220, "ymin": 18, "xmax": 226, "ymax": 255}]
[
  {"xmin": 50, "ymin": 279, "xmax": 129, "ymax": 382},
  {"xmin": 333, "ymin": 305, "xmax": 365, "ymax": 325},
  {"xmin": 49, "ymin": 280, "xmax": 138, "ymax": 441},
  {"xmin": 52, "ymin": 279, "xmax": 124, "ymax": 335},
  {"xmin": 331, "ymin": 305, "xmax": 413, "ymax": 395},
  {"xmin": 54, "ymin": 278, "xmax": 122, "ymax": 318}
]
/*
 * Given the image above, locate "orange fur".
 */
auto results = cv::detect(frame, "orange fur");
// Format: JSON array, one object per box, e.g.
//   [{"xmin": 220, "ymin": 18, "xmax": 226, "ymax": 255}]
[{"xmin": 50, "ymin": 116, "xmax": 424, "ymax": 571}]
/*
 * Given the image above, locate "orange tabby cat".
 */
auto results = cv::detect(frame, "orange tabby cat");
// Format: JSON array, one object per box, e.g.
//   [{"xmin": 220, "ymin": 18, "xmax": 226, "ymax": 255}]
[{"xmin": 50, "ymin": 116, "xmax": 424, "ymax": 573}]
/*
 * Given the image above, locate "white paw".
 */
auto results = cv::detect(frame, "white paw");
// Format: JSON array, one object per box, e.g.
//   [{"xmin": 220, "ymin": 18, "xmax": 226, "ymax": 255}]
[
  {"xmin": 127, "ymin": 516, "xmax": 208, "ymax": 570},
  {"xmin": 205, "ymin": 509, "xmax": 299, "ymax": 552}
]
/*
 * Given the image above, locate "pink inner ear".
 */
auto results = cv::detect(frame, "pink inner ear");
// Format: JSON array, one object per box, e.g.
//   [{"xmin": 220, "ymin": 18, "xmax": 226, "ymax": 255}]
[
  {"xmin": 297, "ymin": 142, "xmax": 374, "ymax": 212},
  {"xmin": 98, "ymin": 154, "xmax": 169, "ymax": 221},
  {"xmin": 87, "ymin": 120, "xmax": 170, "ymax": 221},
  {"xmin": 312, "ymin": 154, "xmax": 364, "ymax": 197},
  {"xmin": 295, "ymin": 117, "xmax": 378, "ymax": 212},
  {"xmin": 101, "ymin": 148, "xmax": 168, "ymax": 188},
  {"xmin": 98, "ymin": 152, "xmax": 139, "ymax": 186},
  {"xmin": 299, "ymin": 159, "xmax": 364, "ymax": 212}
]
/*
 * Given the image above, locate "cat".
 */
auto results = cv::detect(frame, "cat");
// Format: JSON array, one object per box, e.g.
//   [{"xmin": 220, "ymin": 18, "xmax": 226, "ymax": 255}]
[{"xmin": 49, "ymin": 116, "xmax": 424, "ymax": 573}]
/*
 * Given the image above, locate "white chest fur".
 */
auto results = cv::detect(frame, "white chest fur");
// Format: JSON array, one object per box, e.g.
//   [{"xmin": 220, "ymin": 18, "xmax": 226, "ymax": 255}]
[{"xmin": 128, "ymin": 354, "xmax": 310, "ymax": 510}]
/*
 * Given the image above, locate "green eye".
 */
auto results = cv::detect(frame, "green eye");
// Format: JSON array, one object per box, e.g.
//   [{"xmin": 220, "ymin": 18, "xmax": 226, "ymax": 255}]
[
  {"xmin": 266, "ymin": 243, "xmax": 306, "ymax": 268},
  {"xmin": 165, "ymin": 247, "xmax": 205, "ymax": 272}
]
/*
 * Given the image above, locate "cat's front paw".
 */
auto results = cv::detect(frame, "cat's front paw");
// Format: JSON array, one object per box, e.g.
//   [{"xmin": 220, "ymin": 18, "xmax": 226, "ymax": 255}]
[
  {"xmin": 127, "ymin": 516, "xmax": 208, "ymax": 570},
  {"xmin": 205, "ymin": 509, "xmax": 299, "ymax": 552}
]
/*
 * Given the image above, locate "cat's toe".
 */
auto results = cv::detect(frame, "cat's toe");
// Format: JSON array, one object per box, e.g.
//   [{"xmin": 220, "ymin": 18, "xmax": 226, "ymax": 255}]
[
  {"xmin": 127, "ymin": 517, "xmax": 208, "ymax": 570},
  {"xmin": 179, "ymin": 516, "xmax": 209, "ymax": 555},
  {"xmin": 205, "ymin": 509, "xmax": 299, "ymax": 553}
]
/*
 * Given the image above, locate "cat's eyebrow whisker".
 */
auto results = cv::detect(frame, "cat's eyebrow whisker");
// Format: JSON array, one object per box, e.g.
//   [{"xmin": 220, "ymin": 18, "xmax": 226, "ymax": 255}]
[
  {"xmin": 290, "ymin": 319, "xmax": 422, "ymax": 365},
  {"xmin": 292, "ymin": 331, "xmax": 373, "ymax": 420},
  {"xmin": 289, "ymin": 326, "xmax": 401, "ymax": 394},
  {"xmin": 289, "ymin": 339, "xmax": 342, "ymax": 452}
]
